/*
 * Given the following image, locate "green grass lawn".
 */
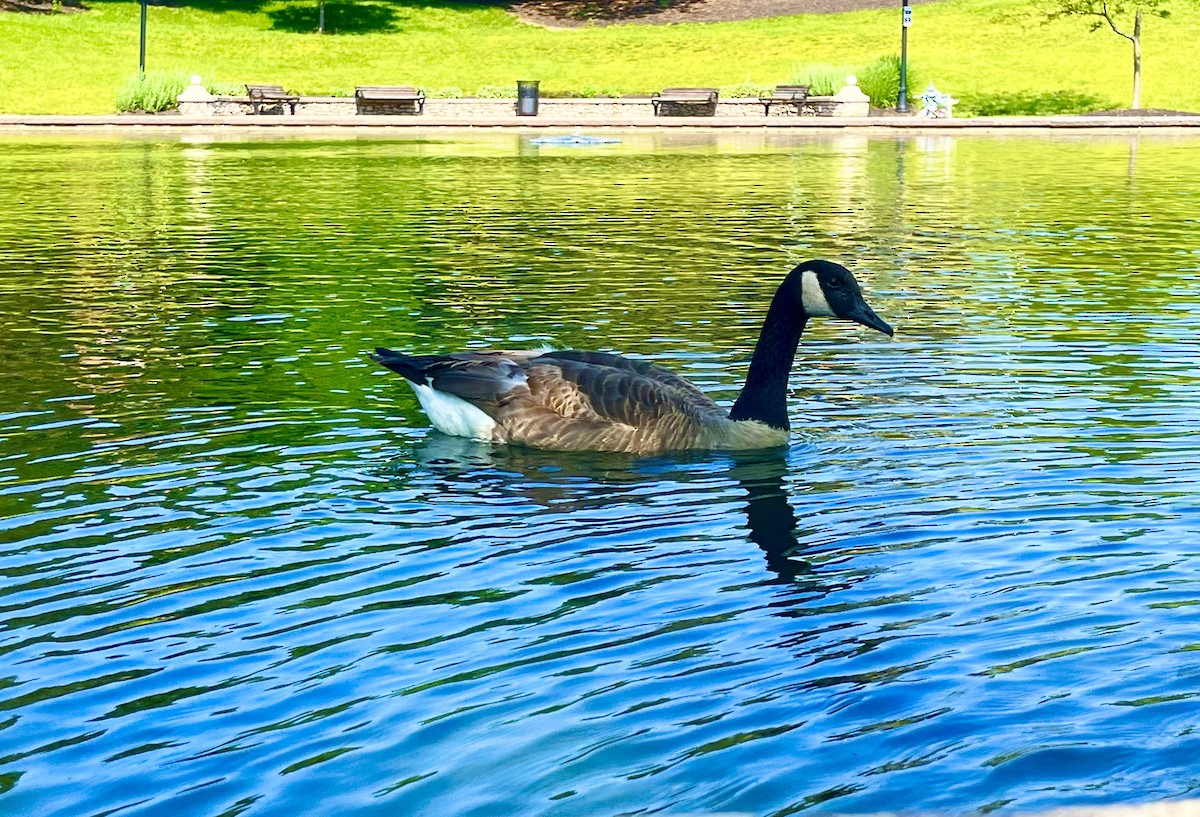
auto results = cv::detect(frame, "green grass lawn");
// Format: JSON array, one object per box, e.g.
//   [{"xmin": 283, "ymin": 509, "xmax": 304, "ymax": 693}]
[{"xmin": 2, "ymin": 0, "xmax": 1200, "ymax": 115}]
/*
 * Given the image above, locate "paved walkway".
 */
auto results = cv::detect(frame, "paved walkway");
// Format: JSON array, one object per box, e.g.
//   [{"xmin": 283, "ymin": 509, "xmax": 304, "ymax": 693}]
[{"xmin": 3, "ymin": 113, "xmax": 1200, "ymax": 131}]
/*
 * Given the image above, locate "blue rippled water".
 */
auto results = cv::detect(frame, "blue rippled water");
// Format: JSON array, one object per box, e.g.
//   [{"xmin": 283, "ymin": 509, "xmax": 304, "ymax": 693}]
[{"xmin": 0, "ymin": 131, "xmax": 1198, "ymax": 817}]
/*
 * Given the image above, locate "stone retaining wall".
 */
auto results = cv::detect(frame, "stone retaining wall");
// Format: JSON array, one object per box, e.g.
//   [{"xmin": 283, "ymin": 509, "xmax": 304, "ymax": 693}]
[{"xmin": 179, "ymin": 95, "xmax": 861, "ymax": 119}]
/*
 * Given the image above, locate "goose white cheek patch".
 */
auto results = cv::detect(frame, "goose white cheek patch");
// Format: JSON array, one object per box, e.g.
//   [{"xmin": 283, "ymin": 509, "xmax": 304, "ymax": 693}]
[{"xmin": 800, "ymin": 270, "xmax": 835, "ymax": 317}]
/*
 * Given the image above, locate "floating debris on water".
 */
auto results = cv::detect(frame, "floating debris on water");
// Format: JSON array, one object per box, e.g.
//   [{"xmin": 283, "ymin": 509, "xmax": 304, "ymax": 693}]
[{"xmin": 529, "ymin": 134, "xmax": 622, "ymax": 145}]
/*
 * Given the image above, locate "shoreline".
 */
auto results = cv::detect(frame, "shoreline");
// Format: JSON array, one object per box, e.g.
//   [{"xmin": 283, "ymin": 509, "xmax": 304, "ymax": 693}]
[{"xmin": 4, "ymin": 113, "xmax": 1200, "ymax": 132}]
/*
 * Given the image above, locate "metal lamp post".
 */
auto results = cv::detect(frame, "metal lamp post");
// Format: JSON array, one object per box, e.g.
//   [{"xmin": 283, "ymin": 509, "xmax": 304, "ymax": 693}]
[
  {"xmin": 898, "ymin": 0, "xmax": 910, "ymax": 112},
  {"xmin": 139, "ymin": 0, "xmax": 148, "ymax": 73}
]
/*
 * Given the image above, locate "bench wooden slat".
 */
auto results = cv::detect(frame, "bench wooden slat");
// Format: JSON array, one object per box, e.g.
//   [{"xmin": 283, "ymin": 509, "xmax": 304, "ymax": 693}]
[
  {"xmin": 245, "ymin": 83, "xmax": 299, "ymax": 115},
  {"xmin": 759, "ymin": 84, "xmax": 810, "ymax": 114},
  {"xmin": 651, "ymin": 87, "xmax": 718, "ymax": 116},
  {"xmin": 356, "ymin": 86, "xmax": 423, "ymax": 98},
  {"xmin": 354, "ymin": 85, "xmax": 426, "ymax": 114}
]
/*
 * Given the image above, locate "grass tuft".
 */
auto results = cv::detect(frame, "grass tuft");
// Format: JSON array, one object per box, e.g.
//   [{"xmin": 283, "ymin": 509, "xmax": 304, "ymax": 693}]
[
  {"xmin": 207, "ymin": 81, "xmax": 246, "ymax": 96},
  {"xmin": 793, "ymin": 64, "xmax": 856, "ymax": 96},
  {"xmin": 115, "ymin": 72, "xmax": 189, "ymax": 113},
  {"xmin": 474, "ymin": 84, "xmax": 518, "ymax": 99},
  {"xmin": 719, "ymin": 81, "xmax": 774, "ymax": 98},
  {"xmin": 855, "ymin": 54, "xmax": 919, "ymax": 109}
]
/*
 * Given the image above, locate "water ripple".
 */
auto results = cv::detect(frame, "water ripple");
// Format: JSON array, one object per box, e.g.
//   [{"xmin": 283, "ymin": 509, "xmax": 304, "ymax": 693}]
[{"xmin": 0, "ymin": 132, "xmax": 1197, "ymax": 817}]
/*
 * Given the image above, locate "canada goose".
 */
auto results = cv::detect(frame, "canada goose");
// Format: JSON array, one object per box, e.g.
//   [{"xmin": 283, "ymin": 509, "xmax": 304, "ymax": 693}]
[{"xmin": 373, "ymin": 259, "xmax": 893, "ymax": 454}]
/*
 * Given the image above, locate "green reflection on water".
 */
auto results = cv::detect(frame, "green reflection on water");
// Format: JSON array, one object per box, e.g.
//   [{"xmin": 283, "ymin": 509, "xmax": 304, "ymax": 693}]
[
  {"xmin": 1, "ymin": 129, "xmax": 1199, "ymax": 817},
  {"xmin": 0, "ymin": 131, "xmax": 1198, "ymax": 463}
]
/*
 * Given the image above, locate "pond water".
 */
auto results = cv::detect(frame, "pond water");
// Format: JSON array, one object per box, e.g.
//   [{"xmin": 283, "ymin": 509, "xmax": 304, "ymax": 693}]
[{"xmin": 1, "ymin": 130, "xmax": 1199, "ymax": 817}]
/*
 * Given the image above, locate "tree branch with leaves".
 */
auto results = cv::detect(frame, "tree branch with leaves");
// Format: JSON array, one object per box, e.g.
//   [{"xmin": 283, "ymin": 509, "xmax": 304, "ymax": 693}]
[{"xmin": 1044, "ymin": 0, "xmax": 1180, "ymax": 108}]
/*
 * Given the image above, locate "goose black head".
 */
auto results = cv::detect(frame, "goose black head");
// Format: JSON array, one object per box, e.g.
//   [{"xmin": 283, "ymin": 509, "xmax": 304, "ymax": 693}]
[{"xmin": 789, "ymin": 259, "xmax": 894, "ymax": 336}]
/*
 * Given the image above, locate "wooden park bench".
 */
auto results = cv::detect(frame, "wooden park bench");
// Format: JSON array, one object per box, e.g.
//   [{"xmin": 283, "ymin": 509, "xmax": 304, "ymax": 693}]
[
  {"xmin": 354, "ymin": 85, "xmax": 426, "ymax": 114},
  {"xmin": 246, "ymin": 84, "xmax": 299, "ymax": 115},
  {"xmin": 651, "ymin": 87, "xmax": 718, "ymax": 116},
  {"xmin": 759, "ymin": 84, "xmax": 810, "ymax": 115}
]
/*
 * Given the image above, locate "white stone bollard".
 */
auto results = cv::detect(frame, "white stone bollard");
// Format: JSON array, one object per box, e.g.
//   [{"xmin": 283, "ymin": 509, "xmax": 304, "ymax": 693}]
[
  {"xmin": 831, "ymin": 75, "xmax": 871, "ymax": 117},
  {"xmin": 177, "ymin": 74, "xmax": 216, "ymax": 116}
]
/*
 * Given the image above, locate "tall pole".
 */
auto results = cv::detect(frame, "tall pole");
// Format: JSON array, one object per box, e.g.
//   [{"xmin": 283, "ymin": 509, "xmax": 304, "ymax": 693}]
[
  {"xmin": 139, "ymin": 0, "xmax": 147, "ymax": 74},
  {"xmin": 898, "ymin": 0, "xmax": 909, "ymax": 112}
]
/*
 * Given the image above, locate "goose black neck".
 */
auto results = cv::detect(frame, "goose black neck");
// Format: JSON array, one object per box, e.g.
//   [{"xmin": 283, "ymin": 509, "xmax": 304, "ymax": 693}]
[{"xmin": 728, "ymin": 288, "xmax": 807, "ymax": 431}]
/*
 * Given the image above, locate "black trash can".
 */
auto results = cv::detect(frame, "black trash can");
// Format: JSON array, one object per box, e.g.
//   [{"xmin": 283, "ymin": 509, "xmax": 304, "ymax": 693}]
[{"xmin": 516, "ymin": 80, "xmax": 539, "ymax": 116}]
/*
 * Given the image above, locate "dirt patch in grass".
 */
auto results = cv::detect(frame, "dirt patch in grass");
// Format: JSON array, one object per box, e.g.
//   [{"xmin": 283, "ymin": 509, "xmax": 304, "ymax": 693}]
[
  {"xmin": 511, "ymin": 0, "xmax": 948, "ymax": 28},
  {"xmin": 1083, "ymin": 108, "xmax": 1200, "ymax": 116},
  {"xmin": 0, "ymin": 0, "xmax": 85, "ymax": 11}
]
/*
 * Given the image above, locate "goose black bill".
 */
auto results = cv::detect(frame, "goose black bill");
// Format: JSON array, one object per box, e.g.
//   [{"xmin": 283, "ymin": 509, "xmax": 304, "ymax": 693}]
[{"xmin": 846, "ymin": 302, "xmax": 894, "ymax": 337}]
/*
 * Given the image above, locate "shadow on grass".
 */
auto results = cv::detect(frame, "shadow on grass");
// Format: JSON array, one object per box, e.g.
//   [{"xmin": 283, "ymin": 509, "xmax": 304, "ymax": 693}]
[
  {"xmin": 267, "ymin": 0, "xmax": 403, "ymax": 32},
  {"xmin": 964, "ymin": 90, "xmax": 1114, "ymax": 117},
  {"xmin": 142, "ymin": 0, "xmax": 272, "ymax": 10},
  {"xmin": 82, "ymin": 0, "xmax": 513, "ymax": 26}
]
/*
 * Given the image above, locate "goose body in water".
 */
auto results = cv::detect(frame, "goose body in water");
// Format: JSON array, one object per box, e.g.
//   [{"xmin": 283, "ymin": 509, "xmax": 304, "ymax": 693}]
[{"xmin": 373, "ymin": 260, "xmax": 893, "ymax": 454}]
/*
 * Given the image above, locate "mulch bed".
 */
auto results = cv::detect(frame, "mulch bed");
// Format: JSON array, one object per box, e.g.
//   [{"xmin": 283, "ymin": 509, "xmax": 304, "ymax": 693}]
[
  {"xmin": 0, "ymin": 0, "xmax": 84, "ymax": 11},
  {"xmin": 1083, "ymin": 108, "xmax": 1200, "ymax": 117},
  {"xmin": 510, "ymin": 0, "xmax": 947, "ymax": 27}
]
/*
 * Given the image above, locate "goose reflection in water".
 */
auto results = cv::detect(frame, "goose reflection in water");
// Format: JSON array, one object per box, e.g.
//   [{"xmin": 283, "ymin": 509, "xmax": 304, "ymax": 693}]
[{"xmin": 392, "ymin": 434, "xmax": 827, "ymax": 584}]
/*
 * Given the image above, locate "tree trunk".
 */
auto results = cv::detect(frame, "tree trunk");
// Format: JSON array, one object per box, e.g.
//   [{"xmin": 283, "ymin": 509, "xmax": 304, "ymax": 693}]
[
  {"xmin": 318, "ymin": 0, "xmax": 325, "ymax": 33},
  {"xmin": 1131, "ymin": 7, "xmax": 1142, "ymax": 109}
]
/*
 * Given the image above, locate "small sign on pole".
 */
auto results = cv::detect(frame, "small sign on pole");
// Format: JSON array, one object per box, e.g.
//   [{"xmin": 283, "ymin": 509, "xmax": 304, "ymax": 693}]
[{"xmin": 898, "ymin": 0, "xmax": 910, "ymax": 112}]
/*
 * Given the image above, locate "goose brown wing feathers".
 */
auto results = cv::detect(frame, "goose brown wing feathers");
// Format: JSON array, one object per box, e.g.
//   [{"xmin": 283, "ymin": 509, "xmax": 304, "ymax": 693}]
[
  {"xmin": 526, "ymin": 352, "xmax": 724, "ymax": 426},
  {"xmin": 536, "ymin": 350, "xmax": 711, "ymax": 402},
  {"xmin": 489, "ymin": 352, "xmax": 730, "ymax": 452}
]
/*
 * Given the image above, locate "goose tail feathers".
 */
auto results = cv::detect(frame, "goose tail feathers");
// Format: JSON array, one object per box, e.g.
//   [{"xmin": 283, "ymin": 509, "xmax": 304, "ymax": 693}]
[{"xmin": 371, "ymin": 347, "xmax": 430, "ymax": 385}]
